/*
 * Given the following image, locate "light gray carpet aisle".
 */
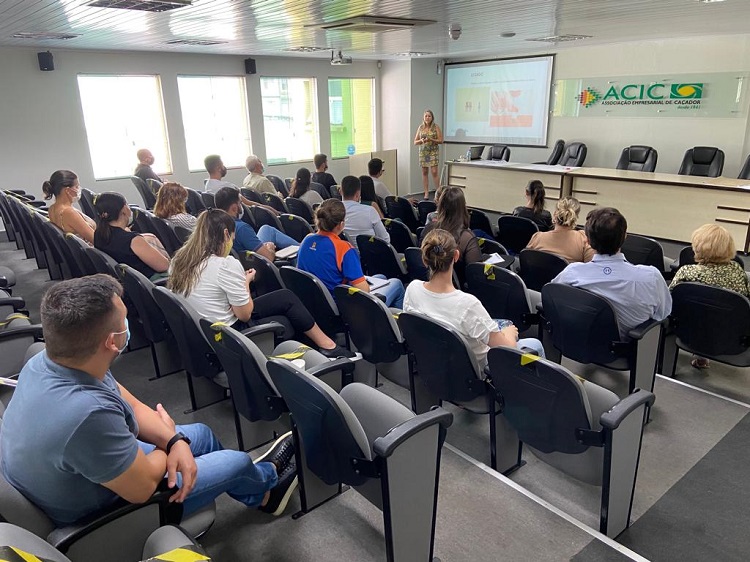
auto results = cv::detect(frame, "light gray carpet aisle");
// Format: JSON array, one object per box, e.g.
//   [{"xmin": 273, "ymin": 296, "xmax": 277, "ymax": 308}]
[
  {"xmin": 666, "ymin": 349, "xmax": 750, "ymax": 405},
  {"xmin": 0, "ymin": 239, "xmax": 54, "ymax": 323}
]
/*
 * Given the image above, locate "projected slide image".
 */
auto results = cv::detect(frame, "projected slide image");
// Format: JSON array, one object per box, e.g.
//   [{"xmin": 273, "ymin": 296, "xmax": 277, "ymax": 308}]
[
  {"xmin": 455, "ymin": 87, "xmax": 489, "ymax": 122},
  {"xmin": 490, "ymin": 88, "xmax": 533, "ymax": 128}
]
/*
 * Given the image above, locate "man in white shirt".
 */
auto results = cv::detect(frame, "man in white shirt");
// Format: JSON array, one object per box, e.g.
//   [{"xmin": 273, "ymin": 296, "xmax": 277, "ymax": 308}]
[
  {"xmin": 341, "ymin": 176, "xmax": 390, "ymax": 250},
  {"xmin": 242, "ymin": 155, "xmax": 278, "ymax": 195},
  {"xmin": 204, "ymin": 154, "xmax": 238, "ymax": 193},
  {"xmin": 368, "ymin": 158, "xmax": 392, "ymax": 200},
  {"xmin": 551, "ymin": 207, "xmax": 671, "ymax": 339}
]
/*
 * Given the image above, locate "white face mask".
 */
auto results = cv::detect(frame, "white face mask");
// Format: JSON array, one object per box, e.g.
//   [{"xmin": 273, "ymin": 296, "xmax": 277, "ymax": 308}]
[
  {"xmin": 69, "ymin": 187, "xmax": 81, "ymax": 202},
  {"xmin": 237, "ymin": 205, "xmax": 244, "ymax": 220}
]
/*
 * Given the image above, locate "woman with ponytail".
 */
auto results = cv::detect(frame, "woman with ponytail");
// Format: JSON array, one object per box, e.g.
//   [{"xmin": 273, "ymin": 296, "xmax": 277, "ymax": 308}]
[
  {"xmin": 512, "ymin": 179, "xmax": 553, "ymax": 231},
  {"xmin": 526, "ymin": 197, "xmax": 594, "ymax": 262},
  {"xmin": 403, "ymin": 228, "xmax": 545, "ymax": 368},
  {"xmin": 93, "ymin": 192, "xmax": 170, "ymax": 280},
  {"xmin": 43, "ymin": 170, "xmax": 96, "ymax": 244},
  {"xmin": 168, "ymin": 209, "xmax": 350, "ymax": 358}
]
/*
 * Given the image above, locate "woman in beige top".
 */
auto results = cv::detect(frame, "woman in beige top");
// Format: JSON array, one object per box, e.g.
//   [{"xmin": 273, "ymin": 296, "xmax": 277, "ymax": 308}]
[
  {"xmin": 43, "ymin": 170, "xmax": 96, "ymax": 245},
  {"xmin": 525, "ymin": 197, "xmax": 594, "ymax": 263}
]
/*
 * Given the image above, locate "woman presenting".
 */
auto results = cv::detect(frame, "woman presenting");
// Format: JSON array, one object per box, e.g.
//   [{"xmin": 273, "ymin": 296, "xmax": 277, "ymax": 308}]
[{"xmin": 414, "ymin": 109, "xmax": 443, "ymax": 199}]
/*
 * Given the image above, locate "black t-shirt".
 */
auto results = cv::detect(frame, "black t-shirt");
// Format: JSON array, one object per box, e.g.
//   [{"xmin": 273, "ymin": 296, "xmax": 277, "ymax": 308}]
[
  {"xmin": 134, "ymin": 164, "xmax": 162, "ymax": 184},
  {"xmin": 512, "ymin": 206, "xmax": 553, "ymax": 232},
  {"xmin": 94, "ymin": 227, "xmax": 157, "ymax": 279},
  {"xmin": 312, "ymin": 171, "xmax": 337, "ymax": 190}
]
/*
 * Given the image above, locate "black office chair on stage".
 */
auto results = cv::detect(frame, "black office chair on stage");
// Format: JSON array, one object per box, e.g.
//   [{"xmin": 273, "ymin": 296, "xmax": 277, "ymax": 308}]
[
  {"xmin": 616, "ymin": 145, "xmax": 658, "ymax": 172},
  {"xmin": 678, "ymin": 146, "xmax": 724, "ymax": 177},
  {"xmin": 518, "ymin": 249, "xmax": 568, "ymax": 292},
  {"xmin": 538, "ymin": 139, "xmax": 566, "ymax": 165},
  {"xmin": 487, "ymin": 145, "xmax": 511, "ymax": 161},
  {"xmin": 739, "ymin": 154, "xmax": 750, "ymax": 180},
  {"xmin": 557, "ymin": 142, "xmax": 587, "ymax": 167},
  {"xmin": 496, "ymin": 215, "xmax": 539, "ymax": 254}
]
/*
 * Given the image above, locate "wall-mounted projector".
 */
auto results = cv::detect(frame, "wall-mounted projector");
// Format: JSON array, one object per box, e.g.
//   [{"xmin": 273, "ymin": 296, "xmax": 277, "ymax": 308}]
[{"xmin": 331, "ymin": 50, "xmax": 353, "ymax": 65}]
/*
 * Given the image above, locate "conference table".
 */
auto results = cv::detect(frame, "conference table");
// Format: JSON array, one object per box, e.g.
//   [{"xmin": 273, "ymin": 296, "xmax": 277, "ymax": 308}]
[{"xmin": 445, "ymin": 160, "xmax": 750, "ymax": 252}]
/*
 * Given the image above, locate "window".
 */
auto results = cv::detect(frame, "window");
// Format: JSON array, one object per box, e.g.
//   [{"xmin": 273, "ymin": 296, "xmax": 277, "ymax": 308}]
[
  {"xmin": 260, "ymin": 77, "xmax": 319, "ymax": 164},
  {"xmin": 328, "ymin": 78, "xmax": 375, "ymax": 159},
  {"xmin": 77, "ymin": 75, "xmax": 171, "ymax": 180},
  {"xmin": 177, "ymin": 76, "xmax": 252, "ymax": 171}
]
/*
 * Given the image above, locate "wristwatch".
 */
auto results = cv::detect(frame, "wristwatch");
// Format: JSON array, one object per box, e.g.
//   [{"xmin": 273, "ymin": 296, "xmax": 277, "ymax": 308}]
[{"xmin": 166, "ymin": 432, "xmax": 191, "ymax": 454}]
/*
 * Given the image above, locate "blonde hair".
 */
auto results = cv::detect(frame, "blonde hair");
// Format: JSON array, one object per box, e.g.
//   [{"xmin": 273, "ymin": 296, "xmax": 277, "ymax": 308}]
[
  {"xmin": 421, "ymin": 228, "xmax": 457, "ymax": 278},
  {"xmin": 420, "ymin": 109, "xmax": 436, "ymax": 131},
  {"xmin": 553, "ymin": 197, "xmax": 581, "ymax": 228},
  {"xmin": 153, "ymin": 182, "xmax": 187, "ymax": 219},
  {"xmin": 692, "ymin": 224, "xmax": 736, "ymax": 265}
]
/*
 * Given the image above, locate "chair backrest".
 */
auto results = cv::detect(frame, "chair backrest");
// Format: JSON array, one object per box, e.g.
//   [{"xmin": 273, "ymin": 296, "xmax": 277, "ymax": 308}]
[
  {"xmin": 678, "ymin": 146, "xmax": 725, "ymax": 177},
  {"xmin": 398, "ymin": 311, "xmax": 484, "ymax": 403},
  {"xmin": 184, "ymin": 188, "xmax": 207, "ymax": 216},
  {"xmin": 541, "ymin": 283, "xmax": 622, "ymax": 365},
  {"xmin": 41, "ymin": 219, "xmax": 81, "ymax": 279},
  {"xmin": 267, "ymin": 359, "xmax": 371, "ymax": 486},
  {"xmin": 150, "ymin": 216, "xmax": 183, "ymax": 257},
  {"xmin": 200, "ymin": 321, "xmax": 283, "ymax": 423},
  {"xmin": 146, "ymin": 179, "xmax": 162, "ymax": 194},
  {"xmin": 670, "ymin": 282, "xmax": 750, "ymax": 358},
  {"xmin": 130, "ymin": 207, "xmax": 157, "ymax": 235},
  {"xmin": 279, "ymin": 213, "xmax": 312, "ymax": 243},
  {"xmin": 404, "ymin": 247, "xmax": 429, "ymax": 281},
  {"xmin": 546, "ymin": 139, "xmax": 566, "ymax": 165},
  {"xmin": 739, "ymin": 154, "xmax": 750, "ymax": 180},
  {"xmin": 249, "ymin": 205, "xmax": 284, "ymax": 232},
  {"xmin": 285, "ymin": 197, "xmax": 315, "ymax": 224},
  {"xmin": 279, "ymin": 266, "xmax": 343, "ymax": 337},
  {"xmin": 469, "ymin": 209, "xmax": 494, "ymax": 236},
  {"xmin": 174, "ymin": 226, "xmax": 193, "ymax": 244},
  {"xmin": 616, "ymin": 145, "xmax": 658, "ymax": 172},
  {"xmin": 199, "ymin": 192, "xmax": 215, "ymax": 209},
  {"xmin": 382, "ymin": 218, "xmax": 416, "ymax": 253},
  {"xmin": 487, "ymin": 347, "xmax": 593, "ymax": 454},
  {"xmin": 518, "ymin": 249, "xmax": 569, "ymax": 292},
  {"xmin": 117, "ymin": 265, "xmax": 169, "ymax": 343},
  {"xmin": 416, "ymin": 200, "xmax": 436, "ymax": 225},
  {"xmin": 240, "ymin": 188, "xmax": 265, "ymax": 205},
  {"xmin": 465, "ymin": 263, "xmax": 534, "ymax": 331},
  {"xmin": 356, "ymin": 235, "xmax": 405, "ymax": 279},
  {"xmin": 261, "ymin": 192, "xmax": 288, "ymax": 213},
  {"xmin": 496, "ymin": 215, "xmax": 539, "ymax": 254},
  {"xmin": 238, "ymin": 251, "xmax": 284, "ymax": 297},
  {"xmin": 65, "ymin": 233, "xmax": 96, "ymax": 276},
  {"xmin": 310, "ymin": 181, "xmax": 330, "ymax": 199},
  {"xmin": 83, "ymin": 246, "xmax": 119, "ymax": 277},
  {"xmin": 266, "ymin": 174, "xmax": 288, "ymax": 197},
  {"xmin": 334, "ymin": 286, "xmax": 404, "ymax": 364},
  {"xmin": 130, "ymin": 176, "xmax": 156, "ymax": 209},
  {"xmin": 557, "ymin": 142, "xmax": 587, "ymax": 167},
  {"xmin": 476, "ymin": 237, "xmax": 507, "ymax": 256},
  {"xmin": 488, "ymin": 145, "xmax": 510, "ymax": 161},
  {"xmin": 79, "ymin": 189, "xmax": 97, "ymax": 220},
  {"xmin": 620, "ymin": 234, "xmax": 665, "ymax": 272},
  {"xmin": 386, "ymin": 197, "xmax": 420, "ymax": 233},
  {"xmin": 151, "ymin": 287, "xmax": 222, "ymax": 379}
]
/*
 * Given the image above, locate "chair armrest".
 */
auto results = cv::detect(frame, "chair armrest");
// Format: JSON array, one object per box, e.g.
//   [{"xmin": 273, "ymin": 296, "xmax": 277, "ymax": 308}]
[
  {"xmin": 0, "ymin": 324, "xmax": 43, "ymax": 341},
  {"xmin": 153, "ymin": 277, "xmax": 169, "ymax": 287},
  {"xmin": 0, "ymin": 277, "xmax": 7, "ymax": 288},
  {"xmin": 599, "ymin": 389, "xmax": 655, "ymax": 431},
  {"xmin": 372, "ymin": 407, "xmax": 453, "ymax": 458},
  {"xmin": 307, "ymin": 357, "xmax": 356, "ymax": 378},
  {"xmin": 627, "ymin": 318, "xmax": 664, "ymax": 341},
  {"xmin": 240, "ymin": 321, "xmax": 286, "ymax": 340},
  {"xmin": 48, "ymin": 481, "xmax": 182, "ymax": 552},
  {"xmin": 0, "ymin": 297, "xmax": 26, "ymax": 311},
  {"xmin": 28, "ymin": 201, "xmax": 47, "ymax": 208}
]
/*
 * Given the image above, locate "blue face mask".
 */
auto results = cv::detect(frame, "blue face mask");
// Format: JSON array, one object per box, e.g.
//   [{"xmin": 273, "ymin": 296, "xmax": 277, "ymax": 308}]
[{"xmin": 112, "ymin": 318, "xmax": 130, "ymax": 354}]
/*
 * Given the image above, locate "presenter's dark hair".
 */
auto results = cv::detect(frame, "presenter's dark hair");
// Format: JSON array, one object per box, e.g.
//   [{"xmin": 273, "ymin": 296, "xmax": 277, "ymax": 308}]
[
  {"xmin": 42, "ymin": 170, "xmax": 77, "ymax": 200},
  {"xmin": 315, "ymin": 199, "xmax": 346, "ymax": 232},
  {"xmin": 435, "ymin": 186, "xmax": 470, "ymax": 236},
  {"xmin": 341, "ymin": 176, "xmax": 361, "ymax": 199},
  {"xmin": 585, "ymin": 207, "xmax": 627, "ymax": 255},
  {"xmin": 526, "ymin": 180, "xmax": 546, "ymax": 215},
  {"xmin": 214, "ymin": 186, "xmax": 240, "ymax": 212},
  {"xmin": 94, "ymin": 192, "xmax": 127, "ymax": 245},
  {"xmin": 290, "ymin": 168, "xmax": 312, "ymax": 199},
  {"xmin": 204, "ymin": 154, "xmax": 222, "ymax": 173},
  {"xmin": 41, "ymin": 274, "xmax": 123, "ymax": 360}
]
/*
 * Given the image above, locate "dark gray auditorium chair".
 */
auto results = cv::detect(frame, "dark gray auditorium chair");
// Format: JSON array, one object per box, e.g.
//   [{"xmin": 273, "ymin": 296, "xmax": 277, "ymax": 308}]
[
  {"xmin": 267, "ymin": 174, "xmax": 288, "ymax": 197},
  {"xmin": 0, "ymin": 266, "xmax": 16, "ymax": 292},
  {"xmin": 0, "ymin": 523, "xmax": 209, "ymax": 562},
  {"xmin": 662, "ymin": 283, "xmax": 750, "ymax": 377},
  {"xmin": 356, "ymin": 235, "xmax": 408, "ymax": 281},
  {"xmin": 129, "ymin": 176, "xmax": 156, "ymax": 210},
  {"xmin": 0, "ymin": 320, "xmax": 44, "ymax": 380},
  {"xmin": 285, "ymin": 197, "xmax": 315, "ymax": 224},
  {"xmin": 386, "ymin": 197, "xmax": 421, "ymax": 234},
  {"xmin": 267, "ymin": 359, "xmax": 452, "ymax": 562},
  {"xmin": 557, "ymin": 142, "xmax": 587, "ymax": 167},
  {"xmin": 487, "ymin": 346, "xmax": 655, "ymax": 538},
  {"xmin": 620, "ymin": 234, "xmax": 671, "ymax": 277},
  {"xmin": 518, "ymin": 249, "xmax": 568, "ymax": 292},
  {"xmin": 184, "ymin": 187, "xmax": 207, "ymax": 216},
  {"xmin": 616, "ymin": 145, "xmax": 658, "ymax": 172},
  {"xmin": 496, "ymin": 215, "xmax": 539, "ymax": 255},
  {"xmin": 0, "ymin": 288, "xmax": 26, "ymax": 321},
  {"xmin": 487, "ymin": 144, "xmax": 511, "ymax": 161},
  {"xmin": 678, "ymin": 146, "xmax": 724, "ymax": 177},
  {"xmin": 540, "ymin": 283, "xmax": 664, "ymax": 396},
  {"xmin": 739, "ymin": 154, "xmax": 750, "ymax": 180},
  {"xmin": 237, "ymin": 251, "xmax": 285, "ymax": 297}
]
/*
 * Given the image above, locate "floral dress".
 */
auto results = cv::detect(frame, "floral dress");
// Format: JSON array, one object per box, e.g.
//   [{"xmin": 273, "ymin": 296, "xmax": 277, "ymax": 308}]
[
  {"xmin": 669, "ymin": 260, "xmax": 750, "ymax": 297},
  {"xmin": 418, "ymin": 125, "xmax": 440, "ymax": 168}
]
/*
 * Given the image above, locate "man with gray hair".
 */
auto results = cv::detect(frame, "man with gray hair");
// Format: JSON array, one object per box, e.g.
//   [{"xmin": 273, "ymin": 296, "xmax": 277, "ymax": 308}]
[{"xmin": 243, "ymin": 154, "xmax": 278, "ymax": 195}]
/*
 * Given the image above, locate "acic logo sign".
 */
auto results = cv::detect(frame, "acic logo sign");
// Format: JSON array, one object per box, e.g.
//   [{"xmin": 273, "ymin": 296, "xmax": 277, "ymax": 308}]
[{"xmin": 577, "ymin": 83, "xmax": 703, "ymax": 109}]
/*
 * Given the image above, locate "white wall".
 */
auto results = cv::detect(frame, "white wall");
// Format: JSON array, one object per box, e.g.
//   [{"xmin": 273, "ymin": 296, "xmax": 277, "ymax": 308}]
[
  {"xmin": 380, "ymin": 60, "xmax": 412, "ymax": 195},
  {"xmin": 442, "ymin": 34, "xmax": 750, "ymax": 177},
  {"xmin": 0, "ymin": 47, "xmax": 379, "ymax": 205}
]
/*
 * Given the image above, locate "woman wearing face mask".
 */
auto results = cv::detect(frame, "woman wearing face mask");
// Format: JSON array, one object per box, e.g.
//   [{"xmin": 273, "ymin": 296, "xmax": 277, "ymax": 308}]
[
  {"xmin": 168, "ymin": 209, "xmax": 352, "ymax": 358},
  {"xmin": 93, "ymin": 192, "xmax": 170, "ymax": 281},
  {"xmin": 43, "ymin": 170, "xmax": 96, "ymax": 244}
]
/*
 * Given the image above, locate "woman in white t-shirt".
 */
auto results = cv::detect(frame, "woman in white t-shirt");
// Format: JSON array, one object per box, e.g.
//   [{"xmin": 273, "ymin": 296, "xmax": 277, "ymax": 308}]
[
  {"xmin": 168, "ymin": 209, "xmax": 353, "ymax": 359},
  {"xmin": 403, "ymin": 228, "xmax": 545, "ymax": 368}
]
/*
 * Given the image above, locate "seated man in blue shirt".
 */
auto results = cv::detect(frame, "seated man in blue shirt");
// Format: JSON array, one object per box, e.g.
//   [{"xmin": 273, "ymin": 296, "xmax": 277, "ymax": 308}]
[
  {"xmin": 551, "ymin": 207, "xmax": 671, "ymax": 338},
  {"xmin": 1, "ymin": 275, "xmax": 298, "ymax": 524},
  {"xmin": 214, "ymin": 186, "xmax": 298, "ymax": 263}
]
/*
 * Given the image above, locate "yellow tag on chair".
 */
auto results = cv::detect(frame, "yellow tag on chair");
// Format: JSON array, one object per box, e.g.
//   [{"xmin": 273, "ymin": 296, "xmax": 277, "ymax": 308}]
[
  {"xmin": 520, "ymin": 353, "xmax": 540, "ymax": 366},
  {"xmin": 0, "ymin": 545, "xmax": 51, "ymax": 562},
  {"xmin": 483, "ymin": 263, "xmax": 495, "ymax": 281},
  {"xmin": 0, "ymin": 313, "xmax": 29, "ymax": 327},
  {"xmin": 270, "ymin": 345, "xmax": 312, "ymax": 360},
  {"xmin": 210, "ymin": 321, "xmax": 227, "ymax": 342},
  {"xmin": 141, "ymin": 546, "xmax": 211, "ymax": 561},
  {"xmin": 347, "ymin": 287, "xmax": 360, "ymax": 295}
]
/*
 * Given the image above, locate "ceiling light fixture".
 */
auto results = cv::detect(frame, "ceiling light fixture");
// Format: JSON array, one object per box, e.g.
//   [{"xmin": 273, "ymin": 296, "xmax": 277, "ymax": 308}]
[
  {"xmin": 284, "ymin": 46, "xmax": 329, "ymax": 52},
  {"xmin": 527, "ymin": 34, "xmax": 592, "ymax": 43},
  {"xmin": 165, "ymin": 38, "xmax": 227, "ymax": 46},
  {"xmin": 12, "ymin": 32, "xmax": 81, "ymax": 40},
  {"xmin": 393, "ymin": 51, "xmax": 435, "ymax": 57}
]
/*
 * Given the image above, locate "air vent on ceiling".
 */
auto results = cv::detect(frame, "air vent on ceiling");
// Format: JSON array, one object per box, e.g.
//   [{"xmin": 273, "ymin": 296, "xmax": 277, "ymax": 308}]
[
  {"xmin": 12, "ymin": 32, "xmax": 81, "ymax": 40},
  {"xmin": 311, "ymin": 15, "xmax": 435, "ymax": 33},
  {"xmin": 284, "ymin": 46, "xmax": 330, "ymax": 53},
  {"xmin": 527, "ymin": 34, "xmax": 592, "ymax": 43},
  {"xmin": 85, "ymin": 0, "xmax": 192, "ymax": 12},
  {"xmin": 166, "ymin": 39, "xmax": 227, "ymax": 46}
]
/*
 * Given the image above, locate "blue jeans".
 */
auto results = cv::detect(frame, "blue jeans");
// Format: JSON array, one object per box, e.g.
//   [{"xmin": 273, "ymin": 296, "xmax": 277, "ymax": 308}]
[
  {"xmin": 495, "ymin": 319, "xmax": 545, "ymax": 358},
  {"xmin": 257, "ymin": 225, "xmax": 298, "ymax": 250},
  {"xmin": 371, "ymin": 274, "xmax": 405, "ymax": 308},
  {"xmin": 137, "ymin": 423, "xmax": 277, "ymax": 517}
]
